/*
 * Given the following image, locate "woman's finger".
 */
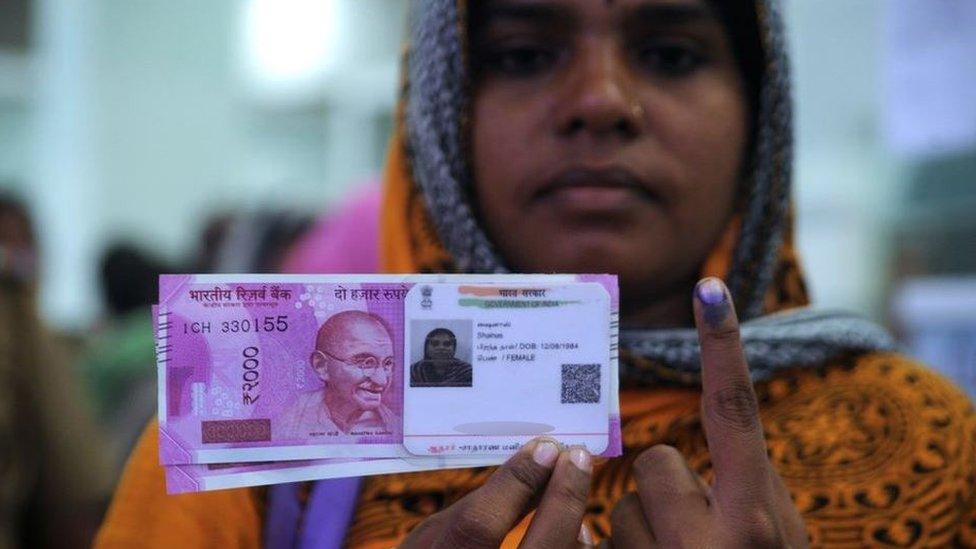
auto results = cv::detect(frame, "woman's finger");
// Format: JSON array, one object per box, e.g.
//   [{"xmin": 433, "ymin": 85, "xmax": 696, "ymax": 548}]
[
  {"xmin": 578, "ymin": 523, "xmax": 596, "ymax": 547},
  {"xmin": 519, "ymin": 447, "xmax": 593, "ymax": 548},
  {"xmin": 631, "ymin": 445, "xmax": 709, "ymax": 546},
  {"xmin": 693, "ymin": 278, "xmax": 770, "ymax": 501},
  {"xmin": 430, "ymin": 438, "xmax": 561, "ymax": 549},
  {"xmin": 770, "ymin": 467, "xmax": 811, "ymax": 544},
  {"xmin": 607, "ymin": 492, "xmax": 656, "ymax": 548}
]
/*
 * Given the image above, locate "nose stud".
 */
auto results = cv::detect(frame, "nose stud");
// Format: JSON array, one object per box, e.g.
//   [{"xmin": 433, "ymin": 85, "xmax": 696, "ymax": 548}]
[{"xmin": 631, "ymin": 101, "xmax": 645, "ymax": 119}]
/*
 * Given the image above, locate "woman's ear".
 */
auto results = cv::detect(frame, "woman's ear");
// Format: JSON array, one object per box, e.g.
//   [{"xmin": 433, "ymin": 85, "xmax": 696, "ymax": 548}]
[{"xmin": 311, "ymin": 350, "xmax": 330, "ymax": 383}]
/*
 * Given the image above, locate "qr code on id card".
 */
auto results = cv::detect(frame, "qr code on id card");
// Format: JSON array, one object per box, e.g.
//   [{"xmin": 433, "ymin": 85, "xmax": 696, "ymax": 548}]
[{"xmin": 561, "ymin": 364, "xmax": 600, "ymax": 404}]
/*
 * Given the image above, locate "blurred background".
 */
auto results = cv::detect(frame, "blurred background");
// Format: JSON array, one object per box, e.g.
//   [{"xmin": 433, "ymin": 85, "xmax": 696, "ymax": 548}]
[{"xmin": 0, "ymin": 0, "xmax": 974, "ymax": 544}]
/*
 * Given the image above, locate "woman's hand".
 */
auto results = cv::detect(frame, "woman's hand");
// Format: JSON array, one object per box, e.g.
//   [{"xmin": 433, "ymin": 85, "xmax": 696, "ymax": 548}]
[
  {"xmin": 400, "ymin": 438, "xmax": 596, "ymax": 548},
  {"xmin": 604, "ymin": 278, "xmax": 809, "ymax": 548}
]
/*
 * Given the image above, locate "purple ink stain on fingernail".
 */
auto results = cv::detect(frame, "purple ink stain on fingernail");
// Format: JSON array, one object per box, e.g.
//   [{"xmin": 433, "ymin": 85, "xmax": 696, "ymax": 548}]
[
  {"xmin": 696, "ymin": 278, "xmax": 729, "ymax": 327},
  {"xmin": 696, "ymin": 278, "xmax": 726, "ymax": 305}
]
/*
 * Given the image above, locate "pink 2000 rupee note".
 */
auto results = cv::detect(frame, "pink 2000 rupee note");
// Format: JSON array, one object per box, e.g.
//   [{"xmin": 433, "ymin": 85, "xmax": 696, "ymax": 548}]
[
  {"xmin": 165, "ymin": 455, "xmax": 504, "ymax": 494},
  {"xmin": 157, "ymin": 274, "xmax": 621, "ymax": 466}
]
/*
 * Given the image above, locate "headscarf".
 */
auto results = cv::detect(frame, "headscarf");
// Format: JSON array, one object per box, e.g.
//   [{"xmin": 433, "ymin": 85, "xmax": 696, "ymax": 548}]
[{"xmin": 379, "ymin": 0, "xmax": 896, "ymax": 385}]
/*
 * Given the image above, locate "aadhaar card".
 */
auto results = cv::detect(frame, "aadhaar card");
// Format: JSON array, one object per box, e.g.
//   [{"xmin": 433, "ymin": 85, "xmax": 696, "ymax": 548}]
[
  {"xmin": 402, "ymin": 282, "xmax": 615, "ymax": 456},
  {"xmin": 157, "ymin": 274, "xmax": 619, "ymax": 465}
]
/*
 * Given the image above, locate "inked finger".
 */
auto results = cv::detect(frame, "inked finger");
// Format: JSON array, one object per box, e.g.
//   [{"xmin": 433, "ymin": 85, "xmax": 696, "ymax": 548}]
[
  {"xmin": 520, "ymin": 446, "xmax": 593, "ymax": 549},
  {"xmin": 693, "ymin": 278, "xmax": 770, "ymax": 499},
  {"xmin": 434, "ymin": 438, "xmax": 560, "ymax": 549},
  {"xmin": 770, "ymin": 469, "xmax": 810, "ymax": 544},
  {"xmin": 608, "ymin": 492, "xmax": 656, "ymax": 548},
  {"xmin": 631, "ymin": 445, "xmax": 709, "ymax": 546}
]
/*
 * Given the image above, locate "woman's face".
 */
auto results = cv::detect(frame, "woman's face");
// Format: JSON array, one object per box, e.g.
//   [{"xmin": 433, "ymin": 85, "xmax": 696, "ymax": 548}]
[
  {"xmin": 426, "ymin": 332, "xmax": 457, "ymax": 359},
  {"xmin": 470, "ymin": 0, "xmax": 747, "ymax": 310}
]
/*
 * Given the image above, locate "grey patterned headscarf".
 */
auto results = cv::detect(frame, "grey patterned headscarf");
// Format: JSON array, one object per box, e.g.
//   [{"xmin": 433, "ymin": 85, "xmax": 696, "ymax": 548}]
[{"xmin": 403, "ymin": 0, "xmax": 896, "ymax": 384}]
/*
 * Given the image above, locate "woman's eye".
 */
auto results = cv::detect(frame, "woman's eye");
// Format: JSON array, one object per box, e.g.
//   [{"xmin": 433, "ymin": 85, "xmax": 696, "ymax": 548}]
[
  {"xmin": 482, "ymin": 45, "xmax": 558, "ymax": 77},
  {"xmin": 637, "ymin": 43, "xmax": 706, "ymax": 77}
]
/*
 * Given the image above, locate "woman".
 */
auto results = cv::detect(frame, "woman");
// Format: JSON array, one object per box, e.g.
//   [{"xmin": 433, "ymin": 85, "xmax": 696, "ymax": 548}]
[{"xmin": 96, "ymin": 0, "xmax": 976, "ymax": 547}]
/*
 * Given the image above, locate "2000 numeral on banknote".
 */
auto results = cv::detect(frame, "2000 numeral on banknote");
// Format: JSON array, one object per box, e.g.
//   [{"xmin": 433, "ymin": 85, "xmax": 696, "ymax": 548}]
[{"xmin": 157, "ymin": 274, "xmax": 620, "ymax": 465}]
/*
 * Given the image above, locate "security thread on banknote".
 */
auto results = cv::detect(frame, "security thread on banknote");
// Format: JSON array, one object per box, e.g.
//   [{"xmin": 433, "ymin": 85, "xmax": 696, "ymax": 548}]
[{"xmin": 156, "ymin": 274, "xmax": 620, "ymax": 468}]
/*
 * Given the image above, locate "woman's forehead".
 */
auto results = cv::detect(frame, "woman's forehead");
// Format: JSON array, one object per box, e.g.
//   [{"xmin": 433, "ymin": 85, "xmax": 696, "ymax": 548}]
[
  {"xmin": 471, "ymin": 0, "xmax": 722, "ymax": 35},
  {"xmin": 474, "ymin": 0, "xmax": 715, "ymax": 20}
]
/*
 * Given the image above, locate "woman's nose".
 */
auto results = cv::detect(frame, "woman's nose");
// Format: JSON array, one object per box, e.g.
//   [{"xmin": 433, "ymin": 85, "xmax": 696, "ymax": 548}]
[{"xmin": 555, "ymin": 39, "xmax": 644, "ymax": 140}]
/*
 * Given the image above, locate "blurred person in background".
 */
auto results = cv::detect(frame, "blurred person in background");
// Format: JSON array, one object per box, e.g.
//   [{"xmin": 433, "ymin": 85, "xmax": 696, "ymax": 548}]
[
  {"xmin": 191, "ymin": 212, "xmax": 235, "ymax": 274},
  {"xmin": 81, "ymin": 243, "xmax": 168, "ymax": 474},
  {"xmin": 0, "ymin": 192, "xmax": 111, "ymax": 548},
  {"xmin": 0, "ymin": 192, "xmax": 36, "ymax": 284},
  {"xmin": 80, "ymin": 209, "xmax": 312, "ymax": 472},
  {"xmin": 96, "ymin": 0, "xmax": 976, "ymax": 547},
  {"xmin": 201, "ymin": 209, "xmax": 314, "ymax": 274}
]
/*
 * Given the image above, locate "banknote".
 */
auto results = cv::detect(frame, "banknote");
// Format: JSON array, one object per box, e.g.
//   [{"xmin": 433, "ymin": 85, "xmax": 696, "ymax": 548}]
[
  {"xmin": 157, "ymin": 274, "xmax": 620, "ymax": 465},
  {"xmin": 165, "ymin": 455, "xmax": 504, "ymax": 494}
]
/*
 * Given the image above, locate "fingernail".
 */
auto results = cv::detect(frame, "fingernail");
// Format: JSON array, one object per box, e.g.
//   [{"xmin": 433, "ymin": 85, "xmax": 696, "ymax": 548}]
[
  {"xmin": 569, "ymin": 446, "xmax": 592, "ymax": 472},
  {"xmin": 533, "ymin": 440, "xmax": 559, "ymax": 468},
  {"xmin": 578, "ymin": 523, "xmax": 595, "ymax": 546},
  {"xmin": 695, "ymin": 277, "xmax": 727, "ymax": 305},
  {"xmin": 695, "ymin": 277, "xmax": 730, "ymax": 328}
]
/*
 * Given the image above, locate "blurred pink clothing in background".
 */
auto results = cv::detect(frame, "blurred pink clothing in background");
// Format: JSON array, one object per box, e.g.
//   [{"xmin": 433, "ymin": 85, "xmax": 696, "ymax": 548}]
[{"xmin": 281, "ymin": 183, "xmax": 382, "ymax": 274}]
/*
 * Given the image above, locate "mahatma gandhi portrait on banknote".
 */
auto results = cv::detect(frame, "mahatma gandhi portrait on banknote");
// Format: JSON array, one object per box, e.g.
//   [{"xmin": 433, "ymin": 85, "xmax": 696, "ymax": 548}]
[
  {"xmin": 409, "ymin": 320, "xmax": 473, "ymax": 388},
  {"xmin": 279, "ymin": 310, "xmax": 400, "ymax": 437}
]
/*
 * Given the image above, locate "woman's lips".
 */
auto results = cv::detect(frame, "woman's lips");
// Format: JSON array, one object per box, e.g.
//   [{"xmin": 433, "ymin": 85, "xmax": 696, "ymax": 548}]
[
  {"xmin": 546, "ymin": 185, "xmax": 645, "ymax": 210},
  {"xmin": 534, "ymin": 167, "xmax": 659, "ymax": 214}
]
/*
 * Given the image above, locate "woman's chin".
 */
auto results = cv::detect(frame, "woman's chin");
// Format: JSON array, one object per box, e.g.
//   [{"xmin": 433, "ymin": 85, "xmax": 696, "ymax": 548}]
[{"xmin": 518, "ymin": 242, "xmax": 664, "ymax": 282}]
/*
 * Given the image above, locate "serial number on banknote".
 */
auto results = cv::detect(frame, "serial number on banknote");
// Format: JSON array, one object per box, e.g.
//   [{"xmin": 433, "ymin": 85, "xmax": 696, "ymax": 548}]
[{"xmin": 180, "ymin": 315, "xmax": 290, "ymax": 335}]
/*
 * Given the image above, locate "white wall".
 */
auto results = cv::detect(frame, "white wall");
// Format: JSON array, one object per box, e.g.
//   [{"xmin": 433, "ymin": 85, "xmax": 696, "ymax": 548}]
[
  {"xmin": 786, "ymin": 0, "xmax": 905, "ymax": 316},
  {"xmin": 30, "ymin": 0, "xmax": 247, "ymax": 326},
  {"xmin": 0, "ymin": 51, "xmax": 32, "ymax": 190},
  {"xmin": 24, "ymin": 0, "xmax": 404, "ymax": 328},
  {"xmin": 0, "ymin": 103, "xmax": 30, "ymax": 188}
]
